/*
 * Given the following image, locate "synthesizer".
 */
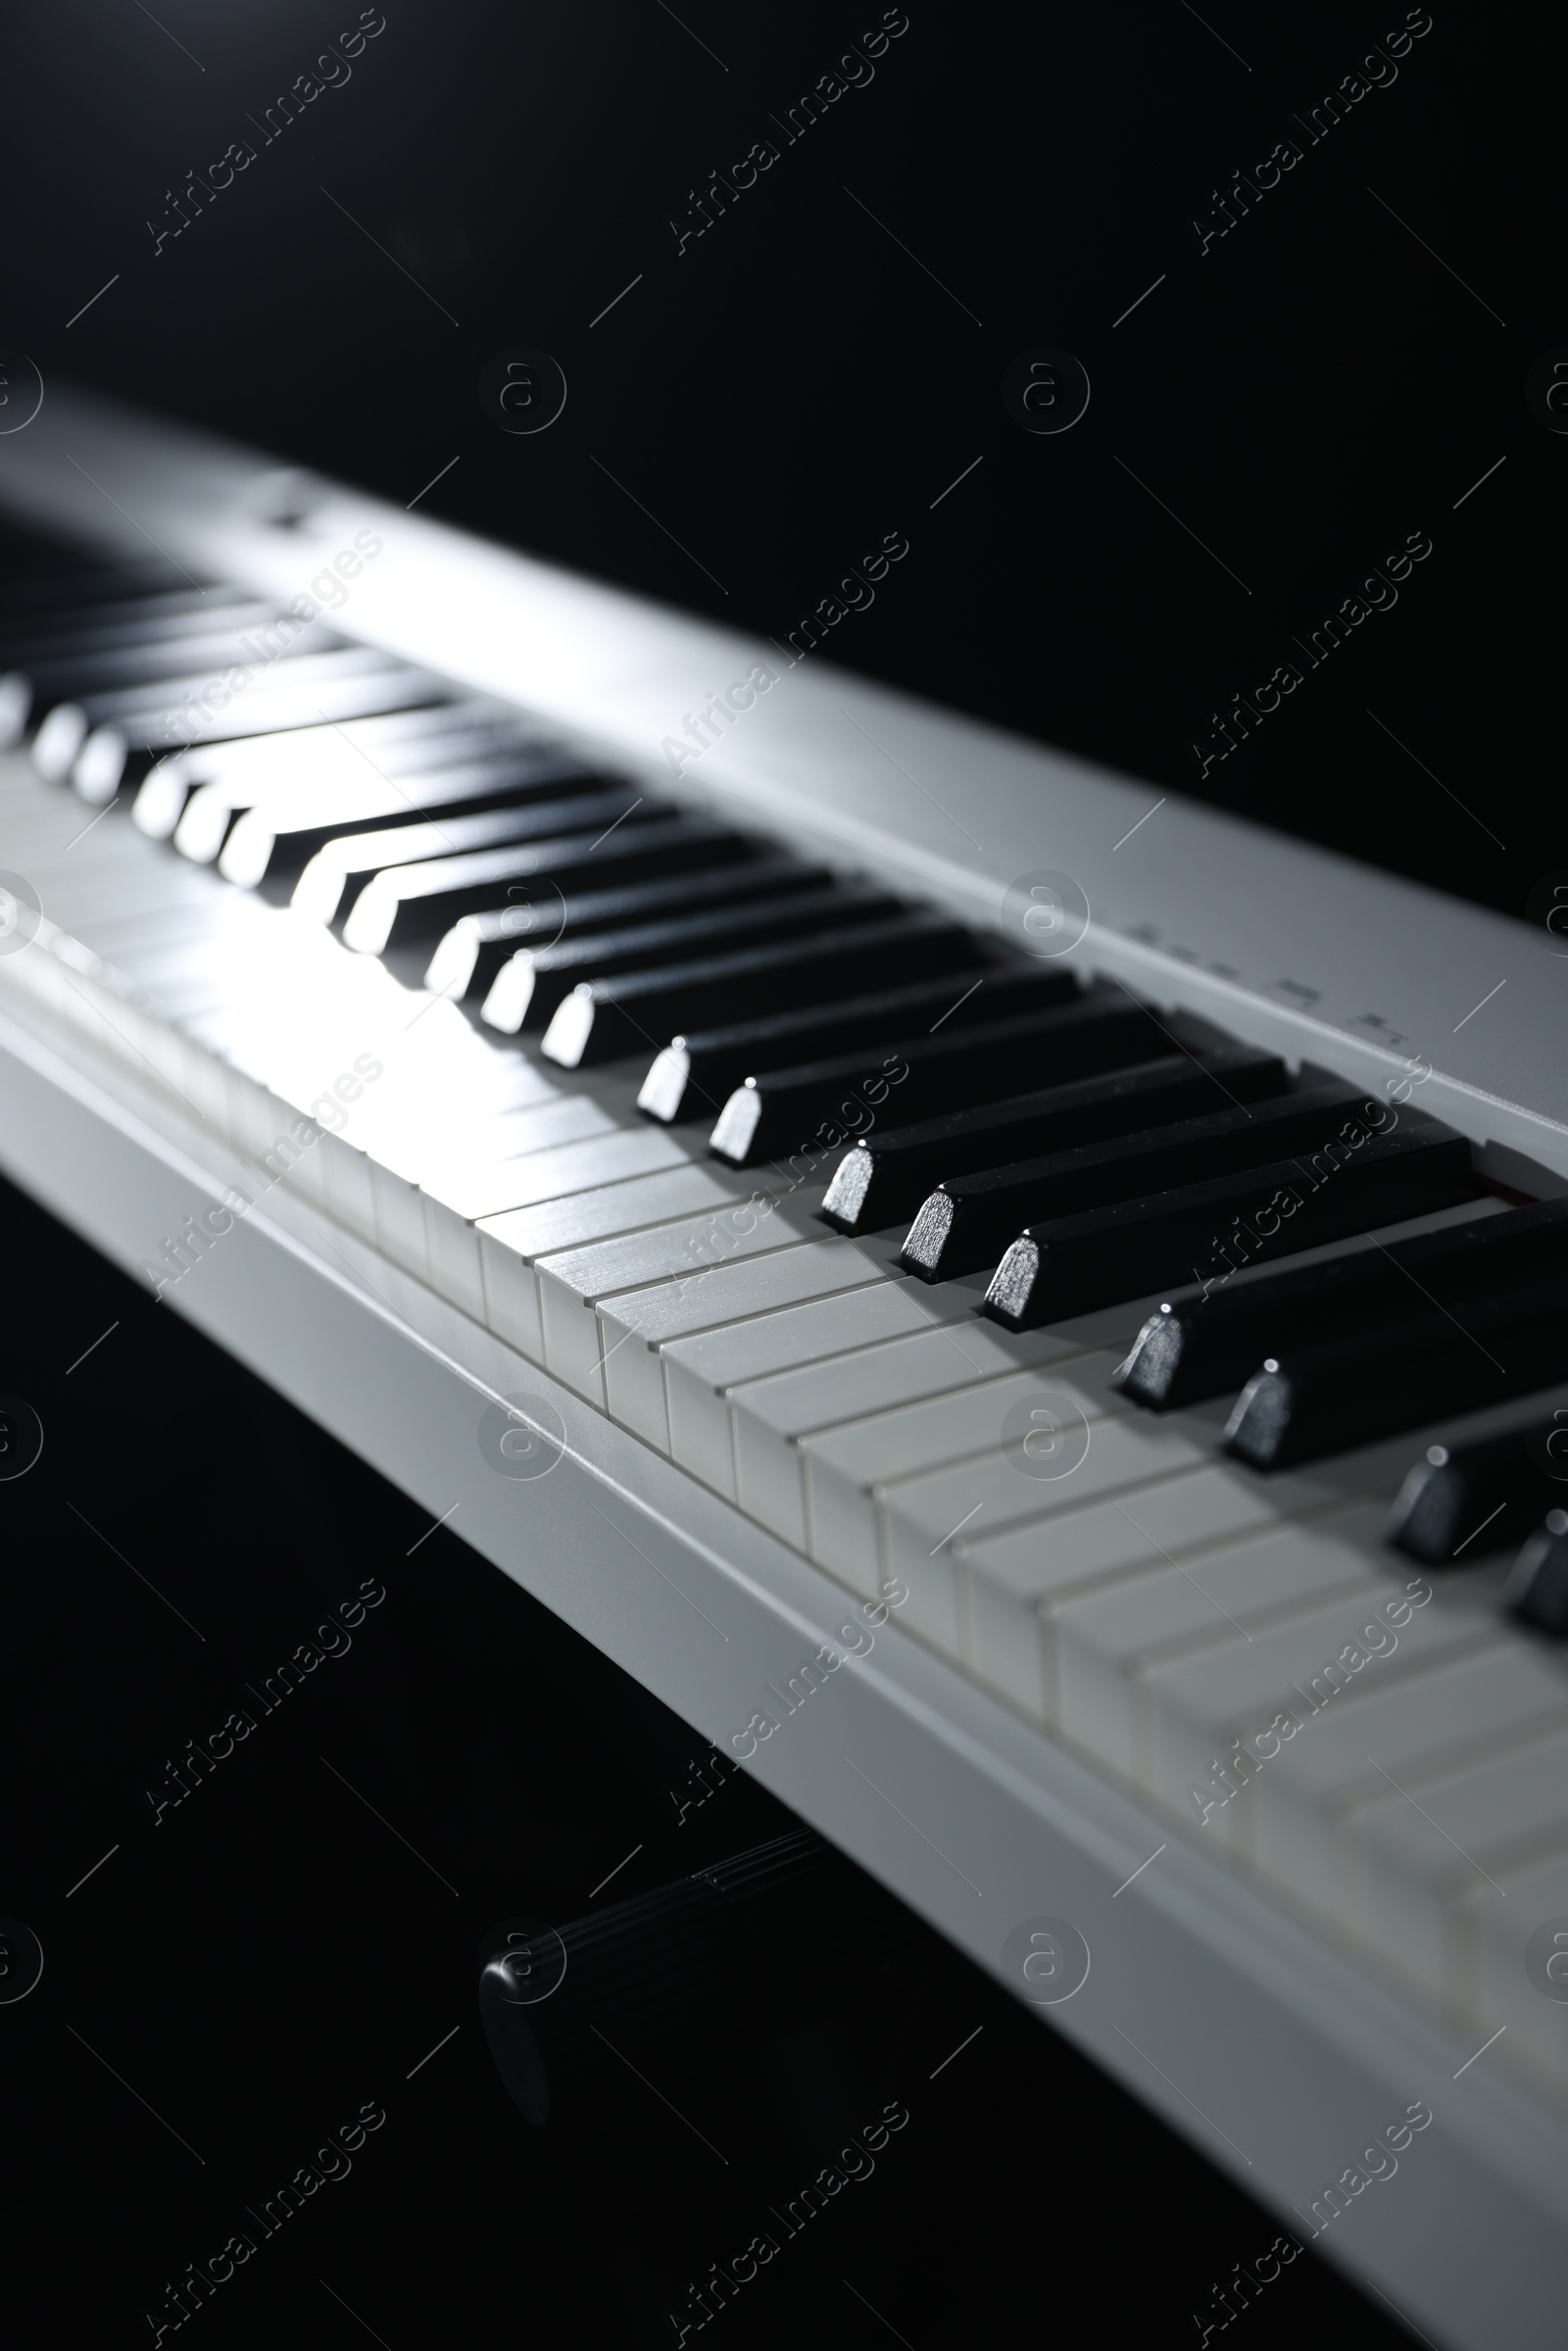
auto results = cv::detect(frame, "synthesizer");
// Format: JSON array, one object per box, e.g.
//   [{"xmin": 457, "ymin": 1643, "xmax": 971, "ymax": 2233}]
[{"xmin": 2, "ymin": 382, "xmax": 1566, "ymax": 2351}]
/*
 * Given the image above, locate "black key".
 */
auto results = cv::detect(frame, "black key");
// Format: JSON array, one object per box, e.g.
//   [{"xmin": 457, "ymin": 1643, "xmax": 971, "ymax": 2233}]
[
  {"xmin": 1115, "ymin": 1198, "xmax": 1568, "ymax": 1410},
  {"xmin": 33, "ymin": 651, "xmax": 447, "ymax": 794},
  {"xmin": 343, "ymin": 815, "xmax": 753, "ymax": 955},
  {"xmin": 132, "ymin": 700, "xmax": 512, "ymax": 840},
  {"xmin": 1505, "ymin": 1512, "xmax": 1568, "ymax": 1635},
  {"xmin": 483, "ymin": 884, "xmax": 897, "ymax": 1033},
  {"xmin": 295, "ymin": 790, "xmax": 654, "ymax": 927},
  {"xmin": 0, "ymin": 581, "xmax": 248, "ymax": 657},
  {"xmin": 425, "ymin": 859, "xmax": 825, "ymax": 1004},
  {"xmin": 29, "ymin": 644, "xmax": 408, "ymax": 772},
  {"xmin": 819, "ymin": 1048, "xmax": 1291, "ymax": 1235},
  {"xmin": 5, "ymin": 613, "xmax": 341, "ymax": 707},
  {"xmin": 637, "ymin": 964, "xmax": 1078, "ymax": 1123},
  {"xmin": 214, "ymin": 752, "xmax": 592, "ymax": 890},
  {"xmin": 983, "ymin": 1122, "xmax": 1481, "ymax": 1330},
  {"xmin": 710, "ymin": 989, "xmax": 1169, "ymax": 1170},
  {"xmin": 334, "ymin": 817, "xmax": 754, "ymax": 948},
  {"xmin": 1387, "ymin": 1421, "xmax": 1568, "ymax": 1564},
  {"xmin": 905, "ymin": 1078, "xmax": 1378, "ymax": 1283},
  {"xmin": 1224, "ymin": 1271, "xmax": 1568, "ymax": 1469},
  {"xmin": 541, "ymin": 914, "xmax": 984, "ymax": 1070},
  {"xmin": 906, "ymin": 1083, "xmax": 1392, "ymax": 1284}
]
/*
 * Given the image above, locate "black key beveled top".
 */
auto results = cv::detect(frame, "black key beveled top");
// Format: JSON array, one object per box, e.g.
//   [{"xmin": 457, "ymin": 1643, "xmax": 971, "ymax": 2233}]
[
  {"xmin": 1387, "ymin": 1419, "xmax": 1568, "ymax": 1564},
  {"xmin": 709, "ymin": 989, "xmax": 1167, "ymax": 1170},
  {"xmin": 1225, "ymin": 1271, "xmax": 1568, "ymax": 1469},
  {"xmin": 1506, "ymin": 1512, "xmax": 1568, "ymax": 1635},
  {"xmin": 482, "ymin": 883, "xmax": 896, "ymax": 1033},
  {"xmin": 636, "ymin": 963, "xmax": 1077, "ymax": 1124},
  {"xmin": 426, "ymin": 857, "xmax": 824, "ymax": 1004},
  {"xmin": 901, "ymin": 1079, "xmax": 1370, "ymax": 1283},
  {"xmin": 819, "ymin": 1047, "xmax": 1290, "ymax": 1235},
  {"xmin": 344, "ymin": 816, "xmax": 756, "ymax": 954},
  {"xmin": 1116, "ymin": 1198, "xmax": 1568, "ymax": 1411},
  {"xmin": 541, "ymin": 913, "xmax": 983, "ymax": 1070},
  {"xmin": 983, "ymin": 1122, "xmax": 1480, "ymax": 1331}
]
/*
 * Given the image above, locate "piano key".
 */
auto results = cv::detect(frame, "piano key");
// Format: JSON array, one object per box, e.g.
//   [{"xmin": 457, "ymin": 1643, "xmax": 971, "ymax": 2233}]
[
  {"xmin": 32, "ymin": 648, "xmax": 435, "ymax": 789},
  {"xmin": 904, "ymin": 1079, "xmax": 1380, "ymax": 1284},
  {"xmin": 662, "ymin": 1279, "xmax": 992, "ymax": 1494},
  {"xmin": 1116, "ymin": 1196, "xmax": 1568, "ymax": 1412},
  {"xmin": 294, "ymin": 792, "xmax": 658, "ymax": 926},
  {"xmin": 803, "ymin": 1345, "xmax": 1150, "ymax": 1597},
  {"xmin": 1504, "ymin": 1511, "xmax": 1568, "ymax": 1635},
  {"xmin": 1475, "ymin": 1843, "xmax": 1568, "ymax": 2096},
  {"xmin": 541, "ymin": 913, "xmax": 984, "ymax": 1071},
  {"xmin": 1134, "ymin": 1553, "xmax": 1490, "ymax": 1830},
  {"xmin": 426, "ymin": 1135, "xmax": 759, "ymax": 1323},
  {"xmin": 203, "ymin": 748, "xmax": 584, "ymax": 880},
  {"xmin": 1225, "ymin": 1274, "xmax": 1568, "ymax": 1470},
  {"xmin": 67, "ymin": 666, "xmax": 462, "ymax": 804},
  {"xmin": 1387, "ymin": 1423, "xmax": 1568, "ymax": 1565},
  {"xmin": 345, "ymin": 817, "xmax": 760, "ymax": 958},
  {"xmin": 4, "ymin": 612, "xmax": 342, "ymax": 706},
  {"xmin": 433, "ymin": 856, "xmax": 823, "ymax": 1005},
  {"xmin": 0, "ymin": 607, "xmax": 308, "ymax": 737},
  {"xmin": 598, "ymin": 1236, "xmax": 910, "ymax": 1454},
  {"xmin": 877, "ymin": 1396, "xmax": 1250, "ymax": 1646},
  {"xmin": 637, "ymin": 963, "xmax": 1079, "ymax": 1123},
  {"xmin": 1347, "ymin": 1724, "xmax": 1568, "ymax": 2005},
  {"xmin": 1244, "ymin": 1639, "xmax": 1568, "ymax": 1913},
  {"xmin": 477, "ymin": 1164, "xmax": 778, "ymax": 1356},
  {"xmin": 482, "ymin": 882, "xmax": 896, "ymax": 1036},
  {"xmin": 130, "ymin": 700, "xmax": 514, "ymax": 838},
  {"xmin": 985, "ymin": 1121, "xmax": 1482, "ymax": 1330},
  {"xmin": 819, "ymin": 1046, "xmax": 1290, "ymax": 1235},
  {"xmin": 709, "ymin": 989, "xmax": 1173, "ymax": 1169},
  {"xmin": 1052, "ymin": 1502, "xmax": 1391, "ymax": 1781},
  {"xmin": 532, "ymin": 1187, "xmax": 834, "ymax": 1400},
  {"xmin": 956, "ymin": 1457, "xmax": 1350, "ymax": 1722}
]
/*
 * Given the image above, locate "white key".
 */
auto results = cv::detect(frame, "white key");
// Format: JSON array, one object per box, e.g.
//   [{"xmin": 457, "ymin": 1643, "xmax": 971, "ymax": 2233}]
[
  {"xmin": 600, "ymin": 1234, "xmax": 907, "ymax": 1454},
  {"xmin": 1136, "ymin": 1560, "xmax": 1489, "ymax": 1829},
  {"xmin": 1048, "ymin": 1504, "xmax": 1390, "ymax": 1779},
  {"xmin": 420, "ymin": 1129, "xmax": 696, "ymax": 1317},
  {"xmin": 789, "ymin": 1348, "xmax": 1135, "ymax": 1595},
  {"xmin": 856, "ymin": 1397, "xmax": 1203, "ymax": 1633},
  {"xmin": 1245, "ymin": 1640, "xmax": 1568, "ymax": 1918},
  {"xmin": 1476, "ymin": 1847, "xmax": 1568, "ymax": 2098},
  {"xmin": 958, "ymin": 1457, "xmax": 1344, "ymax": 1724},
  {"xmin": 1348, "ymin": 1726, "xmax": 1568, "ymax": 2006},
  {"xmin": 661, "ymin": 1272, "xmax": 958, "ymax": 1486},
  {"xmin": 478, "ymin": 1165, "xmax": 765, "ymax": 1358},
  {"xmin": 533, "ymin": 1188, "xmax": 830, "ymax": 1401}
]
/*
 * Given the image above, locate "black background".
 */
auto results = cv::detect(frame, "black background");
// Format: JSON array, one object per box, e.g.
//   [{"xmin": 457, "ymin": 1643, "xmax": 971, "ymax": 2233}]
[{"xmin": 0, "ymin": 0, "xmax": 1558, "ymax": 919}]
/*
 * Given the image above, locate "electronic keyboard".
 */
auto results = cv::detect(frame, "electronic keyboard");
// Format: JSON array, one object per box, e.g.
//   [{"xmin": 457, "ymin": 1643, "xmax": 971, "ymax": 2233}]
[{"xmin": 3, "ymin": 383, "xmax": 1565, "ymax": 2351}]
